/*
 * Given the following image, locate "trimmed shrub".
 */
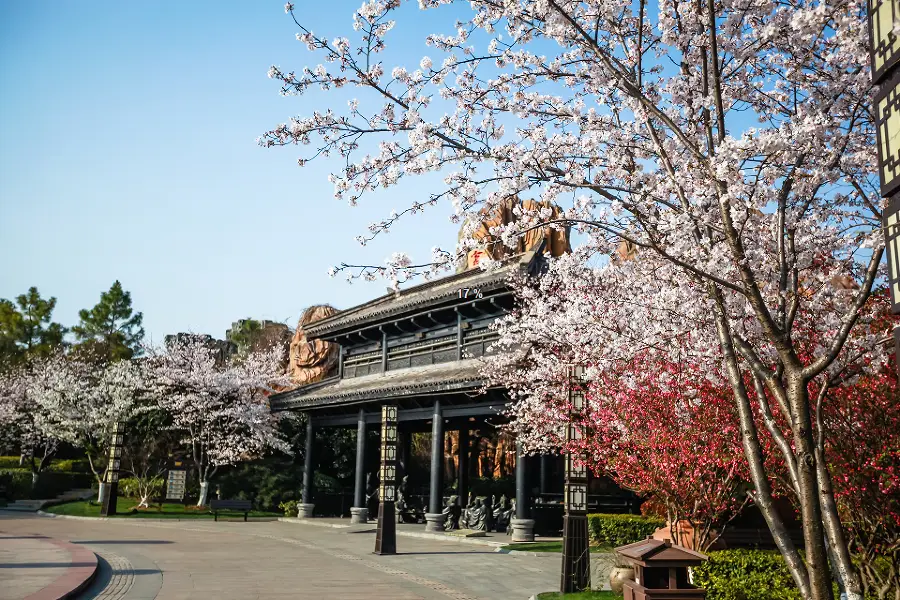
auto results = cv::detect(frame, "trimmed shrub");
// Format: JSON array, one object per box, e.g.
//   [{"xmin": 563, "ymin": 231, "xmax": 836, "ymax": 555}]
[
  {"xmin": 587, "ymin": 513, "xmax": 665, "ymax": 547},
  {"xmin": 0, "ymin": 456, "xmax": 26, "ymax": 469},
  {"xmin": 0, "ymin": 469, "xmax": 34, "ymax": 500},
  {"xmin": 0, "ymin": 469, "xmax": 94, "ymax": 500},
  {"xmin": 279, "ymin": 499, "xmax": 298, "ymax": 517},
  {"xmin": 692, "ymin": 549, "xmax": 803, "ymax": 600},
  {"xmin": 48, "ymin": 459, "xmax": 92, "ymax": 473},
  {"xmin": 0, "ymin": 456, "xmax": 93, "ymax": 472}
]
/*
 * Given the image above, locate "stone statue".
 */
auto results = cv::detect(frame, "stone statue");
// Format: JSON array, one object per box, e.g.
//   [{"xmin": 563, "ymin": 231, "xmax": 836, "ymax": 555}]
[
  {"xmin": 462, "ymin": 498, "xmax": 487, "ymax": 531},
  {"xmin": 506, "ymin": 498, "xmax": 516, "ymax": 535},
  {"xmin": 493, "ymin": 494, "xmax": 514, "ymax": 533},
  {"xmin": 396, "ymin": 475, "xmax": 423, "ymax": 524},
  {"xmin": 289, "ymin": 305, "xmax": 339, "ymax": 385},
  {"xmin": 365, "ymin": 471, "xmax": 379, "ymax": 515},
  {"xmin": 483, "ymin": 495, "xmax": 494, "ymax": 533},
  {"xmin": 459, "ymin": 495, "xmax": 477, "ymax": 528},
  {"xmin": 443, "ymin": 495, "xmax": 462, "ymax": 531},
  {"xmin": 457, "ymin": 196, "xmax": 572, "ymax": 272}
]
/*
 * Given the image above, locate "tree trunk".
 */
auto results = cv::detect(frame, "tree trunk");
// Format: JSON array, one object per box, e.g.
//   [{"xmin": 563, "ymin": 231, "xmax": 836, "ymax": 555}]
[
  {"xmin": 197, "ymin": 481, "xmax": 210, "ymax": 507},
  {"xmin": 786, "ymin": 379, "xmax": 834, "ymax": 600},
  {"xmin": 31, "ymin": 471, "xmax": 39, "ymax": 487},
  {"xmin": 98, "ymin": 482, "xmax": 110, "ymax": 505}
]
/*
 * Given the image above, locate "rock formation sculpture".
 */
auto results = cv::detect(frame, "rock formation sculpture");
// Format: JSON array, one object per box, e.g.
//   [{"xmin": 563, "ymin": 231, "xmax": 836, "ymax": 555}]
[
  {"xmin": 457, "ymin": 196, "xmax": 571, "ymax": 271},
  {"xmin": 288, "ymin": 305, "xmax": 339, "ymax": 385}
]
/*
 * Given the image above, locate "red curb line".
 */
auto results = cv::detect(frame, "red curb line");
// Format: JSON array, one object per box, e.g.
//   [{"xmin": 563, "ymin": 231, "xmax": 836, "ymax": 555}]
[{"xmin": 17, "ymin": 535, "xmax": 99, "ymax": 600}]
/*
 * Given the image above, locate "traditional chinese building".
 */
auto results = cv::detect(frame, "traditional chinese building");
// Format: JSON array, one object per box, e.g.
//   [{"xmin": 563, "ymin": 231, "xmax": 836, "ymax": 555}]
[{"xmin": 269, "ymin": 204, "xmax": 638, "ymax": 539}]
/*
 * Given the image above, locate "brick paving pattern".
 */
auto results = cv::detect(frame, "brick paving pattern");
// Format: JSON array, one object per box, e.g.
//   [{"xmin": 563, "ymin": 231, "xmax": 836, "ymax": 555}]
[{"xmin": 0, "ymin": 511, "xmax": 561, "ymax": 599}]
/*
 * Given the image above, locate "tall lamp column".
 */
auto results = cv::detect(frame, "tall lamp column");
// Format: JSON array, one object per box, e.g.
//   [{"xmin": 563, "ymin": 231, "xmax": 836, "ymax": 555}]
[
  {"xmin": 100, "ymin": 421, "xmax": 126, "ymax": 517},
  {"xmin": 374, "ymin": 404, "xmax": 398, "ymax": 555},
  {"xmin": 867, "ymin": 0, "xmax": 900, "ymax": 377},
  {"xmin": 560, "ymin": 365, "xmax": 590, "ymax": 593}
]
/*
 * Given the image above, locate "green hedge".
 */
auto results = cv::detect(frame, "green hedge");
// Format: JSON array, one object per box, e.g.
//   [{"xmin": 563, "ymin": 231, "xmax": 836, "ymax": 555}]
[
  {"xmin": 0, "ymin": 469, "xmax": 94, "ymax": 500},
  {"xmin": 0, "ymin": 456, "xmax": 92, "ymax": 472},
  {"xmin": 587, "ymin": 513, "xmax": 665, "ymax": 547},
  {"xmin": 692, "ymin": 549, "xmax": 803, "ymax": 600}
]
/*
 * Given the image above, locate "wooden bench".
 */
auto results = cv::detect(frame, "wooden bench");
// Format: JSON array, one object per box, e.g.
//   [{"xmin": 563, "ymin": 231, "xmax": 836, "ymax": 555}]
[{"xmin": 209, "ymin": 499, "xmax": 252, "ymax": 522}]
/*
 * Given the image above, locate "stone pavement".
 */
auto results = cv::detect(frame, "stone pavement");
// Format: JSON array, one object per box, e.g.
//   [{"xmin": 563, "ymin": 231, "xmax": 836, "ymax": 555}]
[
  {"xmin": 0, "ymin": 510, "xmax": 564, "ymax": 599},
  {"xmin": 0, "ymin": 530, "xmax": 97, "ymax": 600}
]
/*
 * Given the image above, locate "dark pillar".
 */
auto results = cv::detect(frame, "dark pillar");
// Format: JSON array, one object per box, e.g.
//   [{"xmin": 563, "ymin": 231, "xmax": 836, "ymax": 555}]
[
  {"xmin": 374, "ymin": 404, "xmax": 398, "ymax": 555},
  {"xmin": 299, "ymin": 417, "xmax": 315, "ymax": 518},
  {"xmin": 351, "ymin": 408, "xmax": 368, "ymax": 523},
  {"xmin": 511, "ymin": 439, "xmax": 535, "ymax": 541},
  {"xmin": 425, "ymin": 400, "xmax": 446, "ymax": 531},
  {"xmin": 540, "ymin": 454, "xmax": 551, "ymax": 495},
  {"xmin": 100, "ymin": 421, "xmax": 126, "ymax": 517},
  {"xmin": 515, "ymin": 440, "xmax": 528, "ymax": 518},
  {"xmin": 400, "ymin": 429, "xmax": 412, "ymax": 476},
  {"xmin": 457, "ymin": 427, "xmax": 469, "ymax": 503}
]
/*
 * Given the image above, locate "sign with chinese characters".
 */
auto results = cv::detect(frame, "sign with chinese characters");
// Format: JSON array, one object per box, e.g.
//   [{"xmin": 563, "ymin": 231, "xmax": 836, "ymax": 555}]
[{"xmin": 166, "ymin": 469, "xmax": 187, "ymax": 501}]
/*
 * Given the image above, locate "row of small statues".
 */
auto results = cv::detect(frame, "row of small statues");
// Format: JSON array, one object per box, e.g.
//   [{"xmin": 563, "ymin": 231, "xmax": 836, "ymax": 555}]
[
  {"xmin": 366, "ymin": 473, "xmax": 516, "ymax": 533},
  {"xmin": 442, "ymin": 493, "xmax": 515, "ymax": 533}
]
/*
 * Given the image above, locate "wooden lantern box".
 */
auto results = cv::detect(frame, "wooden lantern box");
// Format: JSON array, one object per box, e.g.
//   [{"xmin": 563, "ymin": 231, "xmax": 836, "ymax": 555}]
[{"xmin": 614, "ymin": 537, "xmax": 708, "ymax": 600}]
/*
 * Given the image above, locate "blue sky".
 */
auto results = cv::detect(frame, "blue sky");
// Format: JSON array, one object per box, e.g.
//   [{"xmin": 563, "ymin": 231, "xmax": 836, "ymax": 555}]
[{"xmin": 0, "ymin": 1, "xmax": 461, "ymax": 344}]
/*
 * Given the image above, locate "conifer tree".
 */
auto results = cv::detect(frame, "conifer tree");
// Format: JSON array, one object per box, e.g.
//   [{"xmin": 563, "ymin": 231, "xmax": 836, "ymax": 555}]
[{"xmin": 72, "ymin": 281, "xmax": 144, "ymax": 361}]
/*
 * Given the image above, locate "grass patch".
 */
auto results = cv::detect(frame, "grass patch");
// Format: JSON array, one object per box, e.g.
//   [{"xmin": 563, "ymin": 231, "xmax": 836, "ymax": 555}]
[
  {"xmin": 500, "ymin": 541, "xmax": 614, "ymax": 553},
  {"xmin": 536, "ymin": 592, "xmax": 622, "ymax": 599},
  {"xmin": 45, "ymin": 498, "xmax": 280, "ymax": 519}
]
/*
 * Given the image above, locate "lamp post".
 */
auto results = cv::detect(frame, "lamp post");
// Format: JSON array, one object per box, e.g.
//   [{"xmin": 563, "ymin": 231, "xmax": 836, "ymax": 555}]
[
  {"xmin": 100, "ymin": 420, "xmax": 126, "ymax": 517},
  {"xmin": 375, "ymin": 404, "xmax": 398, "ymax": 555},
  {"xmin": 867, "ymin": 0, "xmax": 900, "ymax": 376},
  {"xmin": 561, "ymin": 364, "xmax": 590, "ymax": 593}
]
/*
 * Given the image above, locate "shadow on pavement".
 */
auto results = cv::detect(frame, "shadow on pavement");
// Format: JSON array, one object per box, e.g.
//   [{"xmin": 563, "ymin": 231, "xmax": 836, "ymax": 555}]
[{"xmin": 71, "ymin": 540, "xmax": 174, "ymax": 545}]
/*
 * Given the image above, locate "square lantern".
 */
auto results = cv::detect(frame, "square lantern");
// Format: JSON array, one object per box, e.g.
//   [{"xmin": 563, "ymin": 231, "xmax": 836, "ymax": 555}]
[
  {"xmin": 110, "ymin": 459, "xmax": 121, "ymax": 471},
  {"xmin": 111, "ymin": 446, "xmax": 123, "ymax": 459},
  {"xmin": 886, "ymin": 200, "xmax": 900, "ymax": 314},
  {"xmin": 383, "ymin": 405, "xmax": 398, "ymax": 422},
  {"xmin": 875, "ymin": 71, "xmax": 900, "ymax": 197},
  {"xmin": 383, "ymin": 444, "xmax": 397, "ymax": 463},
  {"xmin": 565, "ymin": 483, "xmax": 588, "ymax": 512},
  {"xmin": 566, "ymin": 454, "xmax": 587, "ymax": 479},
  {"xmin": 108, "ymin": 470, "xmax": 119, "ymax": 483},
  {"xmin": 870, "ymin": 0, "xmax": 900, "ymax": 84}
]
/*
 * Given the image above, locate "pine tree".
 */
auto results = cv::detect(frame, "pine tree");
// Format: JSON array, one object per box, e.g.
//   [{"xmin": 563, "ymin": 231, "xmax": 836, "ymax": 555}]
[
  {"xmin": 72, "ymin": 281, "xmax": 144, "ymax": 362},
  {"xmin": 0, "ymin": 288, "xmax": 67, "ymax": 368}
]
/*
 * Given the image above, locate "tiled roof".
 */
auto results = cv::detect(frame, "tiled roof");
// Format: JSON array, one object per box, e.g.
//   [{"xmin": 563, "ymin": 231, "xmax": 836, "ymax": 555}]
[
  {"xmin": 305, "ymin": 252, "xmax": 538, "ymax": 338},
  {"xmin": 615, "ymin": 538, "xmax": 707, "ymax": 564},
  {"xmin": 269, "ymin": 358, "xmax": 489, "ymax": 412}
]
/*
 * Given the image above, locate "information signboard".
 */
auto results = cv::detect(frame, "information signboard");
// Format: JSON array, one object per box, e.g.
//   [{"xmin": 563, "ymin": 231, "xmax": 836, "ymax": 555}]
[{"xmin": 166, "ymin": 469, "xmax": 187, "ymax": 501}]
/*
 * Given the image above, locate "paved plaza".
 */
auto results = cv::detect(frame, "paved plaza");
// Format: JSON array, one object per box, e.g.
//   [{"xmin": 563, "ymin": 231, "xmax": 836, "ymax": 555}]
[{"xmin": 0, "ymin": 511, "xmax": 563, "ymax": 600}]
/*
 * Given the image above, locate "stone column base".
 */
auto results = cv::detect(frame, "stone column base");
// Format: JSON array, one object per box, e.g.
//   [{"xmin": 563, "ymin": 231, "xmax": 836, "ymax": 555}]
[
  {"xmin": 297, "ymin": 503, "xmax": 315, "ymax": 518},
  {"xmin": 350, "ymin": 507, "xmax": 369, "ymax": 524},
  {"xmin": 511, "ymin": 518, "xmax": 536, "ymax": 542},
  {"xmin": 424, "ymin": 513, "xmax": 446, "ymax": 532}
]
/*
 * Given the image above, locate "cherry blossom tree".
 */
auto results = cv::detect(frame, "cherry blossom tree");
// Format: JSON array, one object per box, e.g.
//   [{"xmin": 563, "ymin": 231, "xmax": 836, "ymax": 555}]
[
  {"xmin": 145, "ymin": 336, "xmax": 291, "ymax": 506},
  {"xmin": 0, "ymin": 353, "xmax": 147, "ymax": 500},
  {"xmin": 0, "ymin": 366, "xmax": 59, "ymax": 487},
  {"xmin": 261, "ymin": 0, "xmax": 890, "ymax": 596},
  {"xmin": 579, "ymin": 356, "xmax": 772, "ymax": 552},
  {"xmin": 35, "ymin": 354, "xmax": 146, "ymax": 501}
]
